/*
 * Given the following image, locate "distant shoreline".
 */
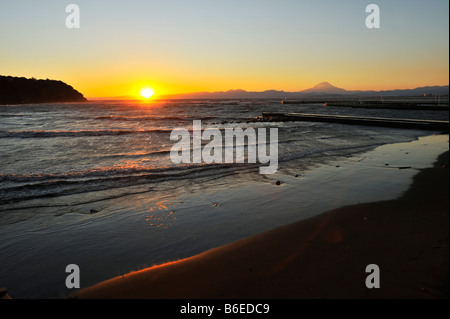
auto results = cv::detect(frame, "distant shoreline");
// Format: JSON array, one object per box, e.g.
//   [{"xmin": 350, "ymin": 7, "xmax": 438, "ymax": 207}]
[{"xmin": 83, "ymin": 83, "xmax": 449, "ymax": 101}]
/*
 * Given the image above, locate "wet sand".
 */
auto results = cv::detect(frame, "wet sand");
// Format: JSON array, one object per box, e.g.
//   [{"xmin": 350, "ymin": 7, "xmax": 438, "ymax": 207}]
[{"xmin": 74, "ymin": 150, "xmax": 449, "ymax": 299}]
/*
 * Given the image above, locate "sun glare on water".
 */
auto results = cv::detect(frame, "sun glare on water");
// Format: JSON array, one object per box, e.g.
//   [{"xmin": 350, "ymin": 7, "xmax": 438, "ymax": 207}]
[{"xmin": 140, "ymin": 87, "xmax": 155, "ymax": 99}]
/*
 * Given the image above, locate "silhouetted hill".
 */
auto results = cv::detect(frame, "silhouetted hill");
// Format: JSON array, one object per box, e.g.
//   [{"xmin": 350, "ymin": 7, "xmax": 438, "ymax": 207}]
[{"xmin": 0, "ymin": 76, "xmax": 87, "ymax": 104}]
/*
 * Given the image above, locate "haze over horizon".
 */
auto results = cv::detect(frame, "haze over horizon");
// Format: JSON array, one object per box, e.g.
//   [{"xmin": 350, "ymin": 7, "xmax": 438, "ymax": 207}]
[
  {"xmin": 84, "ymin": 81, "xmax": 448, "ymax": 100},
  {"xmin": 1, "ymin": 0, "xmax": 448, "ymax": 99}
]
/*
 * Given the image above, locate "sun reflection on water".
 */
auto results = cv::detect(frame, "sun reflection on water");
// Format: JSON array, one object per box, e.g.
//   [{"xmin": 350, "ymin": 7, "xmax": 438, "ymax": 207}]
[{"xmin": 145, "ymin": 201, "xmax": 177, "ymax": 229}]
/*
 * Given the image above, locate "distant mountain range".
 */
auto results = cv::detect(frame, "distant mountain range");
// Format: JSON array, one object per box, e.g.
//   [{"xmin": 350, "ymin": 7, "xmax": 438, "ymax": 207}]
[{"xmin": 161, "ymin": 82, "xmax": 449, "ymax": 99}]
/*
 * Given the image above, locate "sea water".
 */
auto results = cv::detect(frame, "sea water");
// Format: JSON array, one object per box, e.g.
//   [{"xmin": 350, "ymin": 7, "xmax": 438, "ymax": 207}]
[{"xmin": 0, "ymin": 100, "xmax": 448, "ymax": 297}]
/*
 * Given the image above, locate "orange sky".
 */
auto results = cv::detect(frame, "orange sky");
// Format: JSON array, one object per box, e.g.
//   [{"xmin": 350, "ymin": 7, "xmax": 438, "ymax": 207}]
[{"xmin": 1, "ymin": 1, "xmax": 448, "ymax": 99}]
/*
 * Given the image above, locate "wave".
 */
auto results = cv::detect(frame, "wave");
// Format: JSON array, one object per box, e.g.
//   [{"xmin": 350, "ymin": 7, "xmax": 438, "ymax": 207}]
[
  {"xmin": 0, "ymin": 137, "xmax": 386, "ymax": 202},
  {"xmin": 0, "ymin": 128, "xmax": 173, "ymax": 138},
  {"xmin": 0, "ymin": 113, "xmax": 25, "ymax": 117},
  {"xmin": 94, "ymin": 149, "xmax": 172, "ymax": 160},
  {"xmin": 0, "ymin": 164, "xmax": 190, "ymax": 183},
  {"xmin": 0, "ymin": 162, "xmax": 255, "ymax": 204},
  {"xmin": 0, "ymin": 123, "xmax": 273, "ymax": 139},
  {"xmin": 94, "ymin": 115, "xmax": 217, "ymax": 122},
  {"xmin": 0, "ymin": 130, "xmax": 392, "ymax": 186}
]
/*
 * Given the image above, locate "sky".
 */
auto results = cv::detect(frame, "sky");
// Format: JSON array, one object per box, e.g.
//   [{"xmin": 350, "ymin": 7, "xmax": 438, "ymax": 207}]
[{"xmin": 0, "ymin": 0, "xmax": 448, "ymax": 98}]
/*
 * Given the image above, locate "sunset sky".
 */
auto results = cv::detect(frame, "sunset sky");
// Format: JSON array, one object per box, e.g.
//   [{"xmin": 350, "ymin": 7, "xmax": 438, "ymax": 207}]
[{"xmin": 0, "ymin": 0, "xmax": 448, "ymax": 98}]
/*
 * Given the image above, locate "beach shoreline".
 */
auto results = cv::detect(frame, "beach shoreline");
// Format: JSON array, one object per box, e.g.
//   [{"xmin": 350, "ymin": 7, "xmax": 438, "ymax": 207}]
[
  {"xmin": 1, "ymin": 132, "xmax": 447, "ymax": 299},
  {"xmin": 74, "ymin": 148, "xmax": 449, "ymax": 299}
]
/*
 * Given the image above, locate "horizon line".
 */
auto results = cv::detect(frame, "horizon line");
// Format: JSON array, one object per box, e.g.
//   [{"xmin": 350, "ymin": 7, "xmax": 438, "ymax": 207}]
[{"xmin": 85, "ymin": 83, "xmax": 450, "ymax": 100}]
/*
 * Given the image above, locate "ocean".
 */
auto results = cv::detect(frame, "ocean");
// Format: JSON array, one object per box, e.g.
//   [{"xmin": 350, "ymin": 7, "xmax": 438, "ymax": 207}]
[{"xmin": 0, "ymin": 99, "xmax": 448, "ymax": 298}]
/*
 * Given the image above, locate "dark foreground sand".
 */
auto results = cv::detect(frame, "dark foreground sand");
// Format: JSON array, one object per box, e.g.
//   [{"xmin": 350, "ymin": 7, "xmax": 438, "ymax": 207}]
[{"xmin": 75, "ymin": 152, "xmax": 449, "ymax": 299}]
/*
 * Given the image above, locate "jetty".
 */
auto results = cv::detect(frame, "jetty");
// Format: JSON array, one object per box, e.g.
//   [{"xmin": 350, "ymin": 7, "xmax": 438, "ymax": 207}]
[
  {"xmin": 281, "ymin": 98, "xmax": 449, "ymax": 111},
  {"xmin": 262, "ymin": 112, "xmax": 449, "ymax": 131}
]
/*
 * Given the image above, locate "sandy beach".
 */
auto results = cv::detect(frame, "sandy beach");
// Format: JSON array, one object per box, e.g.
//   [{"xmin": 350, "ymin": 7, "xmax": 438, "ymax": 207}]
[{"xmin": 74, "ymin": 149, "xmax": 449, "ymax": 299}]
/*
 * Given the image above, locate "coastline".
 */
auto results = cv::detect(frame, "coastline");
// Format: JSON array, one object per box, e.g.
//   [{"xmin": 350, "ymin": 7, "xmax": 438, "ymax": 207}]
[{"xmin": 74, "ymin": 150, "xmax": 449, "ymax": 299}]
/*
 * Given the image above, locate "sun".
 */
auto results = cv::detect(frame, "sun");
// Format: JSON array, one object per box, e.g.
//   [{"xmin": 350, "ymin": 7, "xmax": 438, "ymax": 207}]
[{"xmin": 139, "ymin": 87, "xmax": 155, "ymax": 99}]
